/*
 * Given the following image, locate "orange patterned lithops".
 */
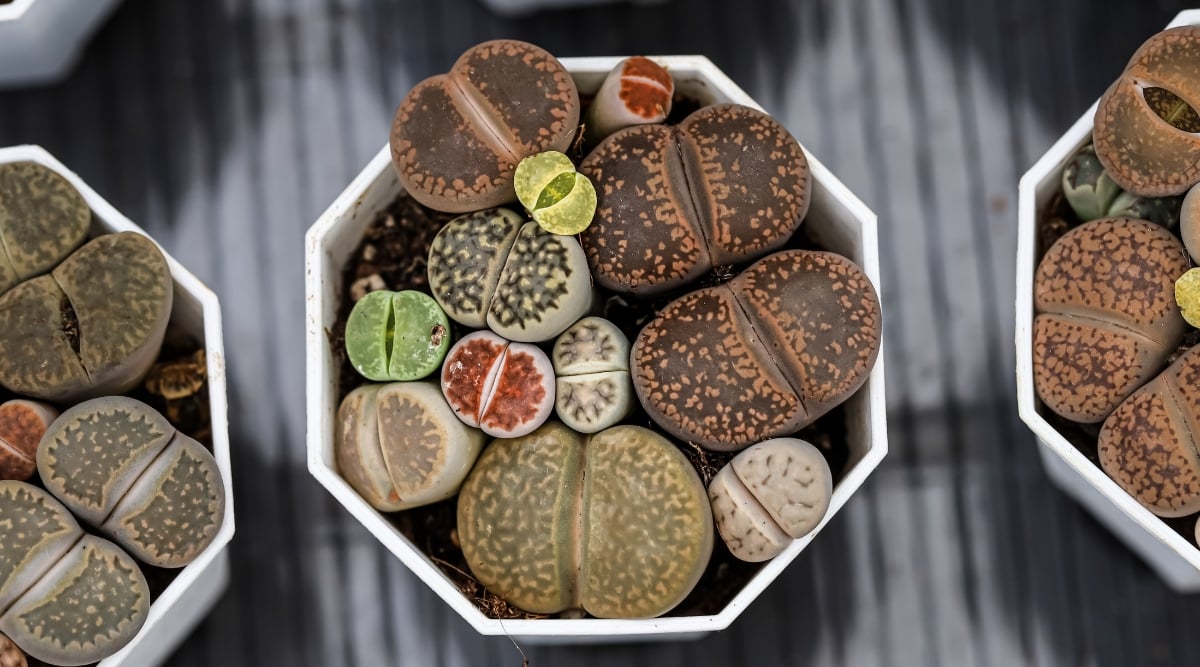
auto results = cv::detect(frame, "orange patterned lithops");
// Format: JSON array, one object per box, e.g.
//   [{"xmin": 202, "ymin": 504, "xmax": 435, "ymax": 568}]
[{"xmin": 0, "ymin": 400, "xmax": 57, "ymax": 482}]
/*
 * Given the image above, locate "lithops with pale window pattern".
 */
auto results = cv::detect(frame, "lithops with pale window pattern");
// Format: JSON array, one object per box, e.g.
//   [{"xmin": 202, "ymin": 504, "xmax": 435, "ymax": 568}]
[
  {"xmin": 440, "ymin": 330, "xmax": 554, "ymax": 439},
  {"xmin": 0, "ymin": 162, "xmax": 90, "ymax": 296},
  {"xmin": 0, "ymin": 400, "xmax": 57, "ymax": 482},
  {"xmin": 551, "ymin": 317, "xmax": 633, "ymax": 434}
]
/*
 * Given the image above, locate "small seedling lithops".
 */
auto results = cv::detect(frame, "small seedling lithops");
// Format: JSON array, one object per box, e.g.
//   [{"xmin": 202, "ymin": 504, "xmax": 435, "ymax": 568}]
[
  {"xmin": 390, "ymin": 40, "xmax": 580, "ymax": 213},
  {"xmin": 0, "ymin": 634, "xmax": 25, "ymax": 667},
  {"xmin": 457, "ymin": 422, "xmax": 712, "ymax": 618},
  {"xmin": 709, "ymin": 438, "xmax": 833, "ymax": 562},
  {"xmin": 38, "ymin": 396, "xmax": 225, "ymax": 568},
  {"xmin": 337, "ymin": 381, "xmax": 485, "ymax": 512},
  {"xmin": 583, "ymin": 56, "xmax": 673, "ymax": 145},
  {"xmin": 1062, "ymin": 144, "xmax": 1184, "ymax": 228},
  {"xmin": 428, "ymin": 208, "xmax": 594, "ymax": 342},
  {"xmin": 551, "ymin": 317, "xmax": 632, "ymax": 434},
  {"xmin": 0, "ymin": 400, "xmax": 57, "ymax": 482},
  {"xmin": 345, "ymin": 290, "xmax": 450, "ymax": 382},
  {"xmin": 514, "ymin": 151, "xmax": 597, "ymax": 235},
  {"xmin": 441, "ymin": 331, "xmax": 554, "ymax": 439},
  {"xmin": 0, "ymin": 162, "xmax": 90, "ymax": 296}
]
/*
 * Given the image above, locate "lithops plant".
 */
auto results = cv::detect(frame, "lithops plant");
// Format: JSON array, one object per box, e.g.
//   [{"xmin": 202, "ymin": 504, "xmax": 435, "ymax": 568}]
[
  {"xmin": 427, "ymin": 208, "xmax": 594, "ymax": 342},
  {"xmin": 345, "ymin": 289, "xmax": 451, "ymax": 382},
  {"xmin": 1176, "ymin": 268, "xmax": 1200, "ymax": 328},
  {"xmin": 390, "ymin": 40, "xmax": 580, "ymax": 213},
  {"xmin": 579, "ymin": 103, "xmax": 811, "ymax": 295},
  {"xmin": 551, "ymin": 317, "xmax": 633, "ymax": 434},
  {"xmin": 709, "ymin": 438, "xmax": 833, "ymax": 562},
  {"xmin": 37, "ymin": 396, "xmax": 225, "ymax": 568},
  {"xmin": 0, "ymin": 481, "xmax": 149, "ymax": 666},
  {"xmin": 0, "ymin": 162, "xmax": 90, "ymax": 296},
  {"xmin": 441, "ymin": 331, "xmax": 554, "ymax": 439},
  {"xmin": 0, "ymin": 232, "xmax": 172, "ymax": 403},
  {"xmin": 0, "ymin": 634, "xmax": 24, "ymax": 667},
  {"xmin": 336, "ymin": 381, "xmax": 484, "ymax": 512},
  {"xmin": 1180, "ymin": 183, "xmax": 1200, "ymax": 262},
  {"xmin": 513, "ymin": 151, "xmax": 597, "ymax": 235},
  {"xmin": 633, "ymin": 249, "xmax": 882, "ymax": 451},
  {"xmin": 457, "ymin": 422, "xmax": 712, "ymax": 618},
  {"xmin": 1033, "ymin": 218, "xmax": 1189, "ymax": 423},
  {"xmin": 0, "ymin": 400, "xmax": 57, "ymax": 482},
  {"xmin": 1062, "ymin": 144, "xmax": 1183, "ymax": 228},
  {"xmin": 582, "ymin": 56, "xmax": 673, "ymax": 145}
]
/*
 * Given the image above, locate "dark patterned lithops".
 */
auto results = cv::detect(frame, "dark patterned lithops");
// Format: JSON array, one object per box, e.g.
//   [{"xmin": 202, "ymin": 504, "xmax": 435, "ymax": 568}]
[
  {"xmin": 579, "ymin": 103, "xmax": 811, "ymax": 295},
  {"xmin": 0, "ymin": 232, "xmax": 172, "ymax": 403},
  {"xmin": 0, "ymin": 401, "xmax": 57, "ymax": 482},
  {"xmin": 633, "ymin": 249, "xmax": 882, "ymax": 451},
  {"xmin": 344, "ymin": 290, "xmax": 451, "ymax": 382},
  {"xmin": 457, "ymin": 422, "xmax": 712, "ymax": 618},
  {"xmin": 427, "ymin": 208, "xmax": 594, "ymax": 342},
  {"xmin": 336, "ymin": 381, "xmax": 484, "ymax": 512},
  {"xmin": 37, "ymin": 396, "xmax": 225, "ymax": 568},
  {"xmin": 390, "ymin": 40, "xmax": 580, "ymax": 213},
  {"xmin": 0, "ymin": 162, "xmax": 90, "ymax": 296},
  {"xmin": 551, "ymin": 317, "xmax": 633, "ymax": 434},
  {"xmin": 0, "ymin": 481, "xmax": 149, "ymax": 666},
  {"xmin": 441, "ymin": 331, "xmax": 554, "ymax": 439},
  {"xmin": 1033, "ymin": 218, "xmax": 1189, "ymax": 423},
  {"xmin": 709, "ymin": 438, "xmax": 833, "ymax": 562}
]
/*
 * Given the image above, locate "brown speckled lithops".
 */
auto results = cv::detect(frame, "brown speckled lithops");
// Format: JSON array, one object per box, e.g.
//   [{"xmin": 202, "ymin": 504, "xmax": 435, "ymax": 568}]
[
  {"xmin": 390, "ymin": 40, "xmax": 580, "ymax": 213},
  {"xmin": 579, "ymin": 103, "xmax": 811, "ymax": 295},
  {"xmin": 457, "ymin": 422, "xmax": 712, "ymax": 618},
  {"xmin": 1033, "ymin": 218, "xmax": 1189, "ymax": 423},
  {"xmin": 38, "ymin": 396, "xmax": 225, "ymax": 568},
  {"xmin": 0, "ymin": 400, "xmax": 57, "ymax": 482},
  {"xmin": 633, "ymin": 249, "xmax": 882, "ymax": 451},
  {"xmin": 0, "ymin": 162, "xmax": 90, "ymax": 296},
  {"xmin": 0, "ymin": 634, "xmax": 25, "ymax": 667}
]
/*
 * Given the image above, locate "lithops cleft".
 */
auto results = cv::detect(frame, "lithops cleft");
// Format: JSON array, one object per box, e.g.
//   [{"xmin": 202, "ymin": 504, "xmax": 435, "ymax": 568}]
[
  {"xmin": 344, "ymin": 289, "xmax": 451, "ymax": 382},
  {"xmin": 0, "ymin": 162, "xmax": 90, "ymax": 296},
  {"xmin": 583, "ymin": 56, "xmax": 674, "ymax": 145},
  {"xmin": 390, "ymin": 40, "xmax": 580, "ymax": 213},
  {"xmin": 457, "ymin": 423, "xmax": 712, "ymax": 618},
  {"xmin": 37, "ymin": 396, "xmax": 225, "ymax": 568},
  {"xmin": 551, "ymin": 317, "xmax": 633, "ymax": 434},
  {"xmin": 633, "ymin": 249, "xmax": 882, "ymax": 451},
  {"xmin": 1033, "ymin": 218, "xmax": 1189, "ymax": 423},
  {"xmin": 441, "ymin": 331, "xmax": 554, "ymax": 439},
  {"xmin": 579, "ymin": 103, "xmax": 811, "ymax": 295},
  {"xmin": 514, "ymin": 151, "xmax": 597, "ymax": 235},
  {"xmin": 0, "ymin": 400, "xmax": 57, "ymax": 482}
]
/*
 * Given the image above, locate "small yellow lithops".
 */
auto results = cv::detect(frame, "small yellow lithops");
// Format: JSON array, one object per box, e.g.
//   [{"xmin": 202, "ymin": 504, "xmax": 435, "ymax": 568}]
[
  {"xmin": 1176, "ymin": 267, "xmax": 1200, "ymax": 328},
  {"xmin": 514, "ymin": 151, "xmax": 597, "ymax": 235}
]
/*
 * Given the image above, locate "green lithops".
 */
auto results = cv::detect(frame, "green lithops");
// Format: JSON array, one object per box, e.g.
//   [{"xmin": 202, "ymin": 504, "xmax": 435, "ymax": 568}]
[
  {"xmin": 514, "ymin": 151, "xmax": 597, "ymax": 235},
  {"xmin": 1176, "ymin": 268, "xmax": 1200, "ymax": 328},
  {"xmin": 458, "ymin": 422, "xmax": 712, "ymax": 618},
  {"xmin": 37, "ymin": 396, "xmax": 225, "ymax": 568},
  {"xmin": 0, "ymin": 162, "xmax": 91, "ymax": 296},
  {"xmin": 345, "ymin": 290, "xmax": 450, "ymax": 382},
  {"xmin": 551, "ymin": 317, "xmax": 633, "ymax": 434},
  {"xmin": 1062, "ymin": 144, "xmax": 1183, "ymax": 228}
]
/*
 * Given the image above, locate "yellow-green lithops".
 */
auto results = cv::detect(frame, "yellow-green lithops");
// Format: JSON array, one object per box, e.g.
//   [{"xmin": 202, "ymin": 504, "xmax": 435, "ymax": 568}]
[
  {"xmin": 514, "ymin": 151, "xmax": 597, "ymax": 235},
  {"xmin": 1177, "ymin": 267, "xmax": 1200, "ymax": 328},
  {"xmin": 345, "ymin": 290, "xmax": 450, "ymax": 382}
]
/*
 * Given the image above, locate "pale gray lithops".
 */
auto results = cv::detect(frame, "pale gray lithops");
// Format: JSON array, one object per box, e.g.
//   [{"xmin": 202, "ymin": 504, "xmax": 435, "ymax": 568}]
[
  {"xmin": 428, "ymin": 208, "xmax": 594, "ymax": 342},
  {"xmin": 0, "ymin": 162, "xmax": 91, "ymax": 296},
  {"xmin": 709, "ymin": 438, "xmax": 833, "ymax": 562},
  {"xmin": 457, "ymin": 423, "xmax": 713, "ymax": 618},
  {"xmin": 38, "ymin": 396, "xmax": 225, "ymax": 568},
  {"xmin": 551, "ymin": 317, "xmax": 633, "ymax": 433},
  {"xmin": 0, "ymin": 481, "xmax": 149, "ymax": 666},
  {"xmin": 336, "ymin": 381, "xmax": 485, "ymax": 512},
  {"xmin": 441, "ymin": 331, "xmax": 555, "ymax": 438}
]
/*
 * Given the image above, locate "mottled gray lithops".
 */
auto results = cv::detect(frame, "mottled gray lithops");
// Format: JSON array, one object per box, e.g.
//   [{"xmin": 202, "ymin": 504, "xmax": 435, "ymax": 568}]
[
  {"xmin": 0, "ymin": 232, "xmax": 172, "ymax": 403},
  {"xmin": 551, "ymin": 317, "xmax": 633, "ymax": 434},
  {"xmin": 427, "ymin": 208, "xmax": 594, "ymax": 342},
  {"xmin": 709, "ymin": 438, "xmax": 833, "ymax": 562},
  {"xmin": 0, "ymin": 162, "xmax": 90, "ymax": 296},
  {"xmin": 457, "ymin": 422, "xmax": 712, "ymax": 618},
  {"xmin": 37, "ymin": 396, "xmax": 225, "ymax": 568},
  {"xmin": 0, "ymin": 481, "xmax": 149, "ymax": 666},
  {"xmin": 441, "ymin": 331, "xmax": 554, "ymax": 439},
  {"xmin": 337, "ymin": 381, "xmax": 484, "ymax": 512},
  {"xmin": 0, "ymin": 400, "xmax": 56, "ymax": 482}
]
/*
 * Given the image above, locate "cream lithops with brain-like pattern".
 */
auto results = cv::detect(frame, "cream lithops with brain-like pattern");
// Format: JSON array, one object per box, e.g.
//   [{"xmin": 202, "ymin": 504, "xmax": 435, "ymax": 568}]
[{"xmin": 551, "ymin": 317, "xmax": 633, "ymax": 434}]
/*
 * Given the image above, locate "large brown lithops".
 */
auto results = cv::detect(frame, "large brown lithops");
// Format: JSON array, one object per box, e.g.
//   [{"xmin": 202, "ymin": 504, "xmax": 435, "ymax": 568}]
[
  {"xmin": 457, "ymin": 422, "xmax": 712, "ymax": 618},
  {"xmin": 0, "ymin": 232, "xmax": 172, "ymax": 403},
  {"xmin": 37, "ymin": 396, "xmax": 225, "ymax": 568},
  {"xmin": 0, "ymin": 481, "xmax": 150, "ymax": 666},
  {"xmin": 390, "ymin": 40, "xmax": 580, "ymax": 213},
  {"xmin": 0, "ymin": 162, "xmax": 90, "ymax": 296},
  {"xmin": 633, "ymin": 249, "xmax": 881, "ymax": 451},
  {"xmin": 1033, "ymin": 218, "xmax": 1189, "ymax": 423},
  {"xmin": 579, "ymin": 103, "xmax": 811, "ymax": 295}
]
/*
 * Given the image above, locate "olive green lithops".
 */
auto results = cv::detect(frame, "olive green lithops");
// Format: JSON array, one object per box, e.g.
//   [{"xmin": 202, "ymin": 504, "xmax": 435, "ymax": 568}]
[
  {"xmin": 0, "ymin": 401, "xmax": 56, "ymax": 482},
  {"xmin": 514, "ymin": 151, "xmax": 597, "ymax": 235},
  {"xmin": 345, "ymin": 290, "xmax": 450, "ymax": 382},
  {"xmin": 551, "ymin": 317, "xmax": 633, "ymax": 434},
  {"xmin": 457, "ymin": 423, "xmax": 713, "ymax": 618},
  {"xmin": 0, "ymin": 162, "xmax": 90, "ymax": 296},
  {"xmin": 37, "ymin": 396, "xmax": 225, "ymax": 568},
  {"xmin": 336, "ymin": 381, "xmax": 484, "ymax": 512},
  {"xmin": 0, "ymin": 634, "xmax": 24, "ymax": 667}
]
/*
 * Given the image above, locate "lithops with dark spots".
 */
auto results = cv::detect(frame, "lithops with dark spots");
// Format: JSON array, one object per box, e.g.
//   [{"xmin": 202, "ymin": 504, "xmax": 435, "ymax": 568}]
[
  {"xmin": 345, "ymin": 290, "xmax": 450, "ymax": 382},
  {"xmin": 0, "ymin": 634, "xmax": 24, "ymax": 667},
  {"xmin": 428, "ymin": 208, "xmax": 594, "ymax": 342},
  {"xmin": 579, "ymin": 103, "xmax": 811, "ymax": 295},
  {"xmin": 337, "ymin": 381, "xmax": 484, "ymax": 512},
  {"xmin": 583, "ymin": 56, "xmax": 673, "ymax": 145},
  {"xmin": 390, "ymin": 40, "xmax": 580, "ymax": 213},
  {"xmin": 709, "ymin": 438, "xmax": 832, "ymax": 562},
  {"xmin": 0, "ymin": 400, "xmax": 57, "ymax": 482},
  {"xmin": 0, "ymin": 481, "xmax": 149, "ymax": 666},
  {"xmin": 37, "ymin": 396, "xmax": 225, "ymax": 568},
  {"xmin": 1033, "ymin": 218, "xmax": 1189, "ymax": 423},
  {"xmin": 457, "ymin": 422, "xmax": 712, "ymax": 618},
  {"xmin": 0, "ymin": 162, "xmax": 90, "ymax": 296},
  {"xmin": 514, "ymin": 151, "xmax": 597, "ymax": 235},
  {"xmin": 633, "ymin": 249, "xmax": 882, "ymax": 451},
  {"xmin": 441, "ymin": 331, "xmax": 554, "ymax": 439},
  {"xmin": 0, "ymin": 232, "xmax": 172, "ymax": 403},
  {"xmin": 551, "ymin": 317, "xmax": 632, "ymax": 434}
]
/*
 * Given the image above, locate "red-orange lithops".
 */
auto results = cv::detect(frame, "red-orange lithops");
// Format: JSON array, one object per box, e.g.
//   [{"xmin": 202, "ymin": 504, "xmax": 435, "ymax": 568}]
[
  {"xmin": 440, "ymin": 330, "xmax": 554, "ymax": 439},
  {"xmin": 583, "ymin": 56, "xmax": 674, "ymax": 144},
  {"xmin": 0, "ymin": 400, "xmax": 56, "ymax": 482}
]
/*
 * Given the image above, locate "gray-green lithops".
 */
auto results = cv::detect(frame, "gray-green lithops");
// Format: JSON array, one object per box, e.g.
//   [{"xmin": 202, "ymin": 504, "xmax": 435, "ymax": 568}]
[
  {"xmin": 457, "ymin": 422, "xmax": 712, "ymax": 618},
  {"xmin": 708, "ymin": 438, "xmax": 833, "ymax": 562},
  {"xmin": 1062, "ymin": 144, "xmax": 1183, "ymax": 228},
  {"xmin": 0, "ymin": 162, "xmax": 90, "ymax": 296},
  {"xmin": 427, "ymin": 208, "xmax": 594, "ymax": 342},
  {"xmin": 551, "ymin": 317, "xmax": 633, "ymax": 434},
  {"xmin": 37, "ymin": 396, "xmax": 225, "ymax": 568},
  {"xmin": 345, "ymin": 290, "xmax": 450, "ymax": 382},
  {"xmin": 337, "ymin": 381, "xmax": 484, "ymax": 512}
]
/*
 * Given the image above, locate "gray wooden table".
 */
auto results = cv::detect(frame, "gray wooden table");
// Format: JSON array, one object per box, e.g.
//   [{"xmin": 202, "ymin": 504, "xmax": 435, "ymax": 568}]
[{"xmin": 3, "ymin": 0, "xmax": 1199, "ymax": 665}]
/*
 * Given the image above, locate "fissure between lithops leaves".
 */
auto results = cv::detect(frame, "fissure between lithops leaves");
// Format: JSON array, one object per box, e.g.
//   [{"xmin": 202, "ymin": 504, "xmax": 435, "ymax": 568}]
[
  {"xmin": 670, "ymin": 136, "xmax": 715, "ymax": 264},
  {"xmin": 534, "ymin": 171, "xmax": 578, "ymax": 211},
  {"xmin": 448, "ymin": 77, "xmax": 522, "ymax": 166},
  {"xmin": 1142, "ymin": 86, "xmax": 1200, "ymax": 132},
  {"xmin": 476, "ymin": 345, "xmax": 508, "ymax": 424}
]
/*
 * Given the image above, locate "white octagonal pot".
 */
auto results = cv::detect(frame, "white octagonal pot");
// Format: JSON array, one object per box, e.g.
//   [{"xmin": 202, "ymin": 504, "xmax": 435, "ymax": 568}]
[
  {"xmin": 0, "ymin": 145, "xmax": 236, "ymax": 664},
  {"xmin": 1016, "ymin": 10, "xmax": 1200, "ymax": 593},
  {"xmin": 306, "ymin": 56, "xmax": 888, "ymax": 642},
  {"xmin": 0, "ymin": 0, "xmax": 124, "ymax": 89}
]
